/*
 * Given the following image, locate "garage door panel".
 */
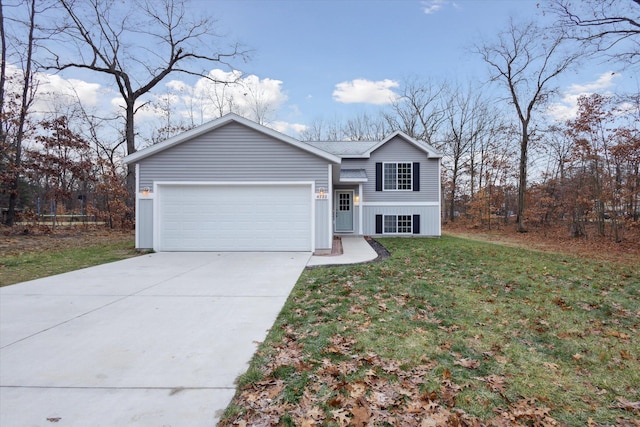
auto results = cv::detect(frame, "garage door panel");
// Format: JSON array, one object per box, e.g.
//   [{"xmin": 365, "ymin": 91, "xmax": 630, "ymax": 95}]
[{"xmin": 157, "ymin": 184, "xmax": 312, "ymax": 251}]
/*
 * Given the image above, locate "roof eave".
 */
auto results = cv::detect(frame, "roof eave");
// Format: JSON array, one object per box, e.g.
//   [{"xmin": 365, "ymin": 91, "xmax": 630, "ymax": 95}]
[{"xmin": 339, "ymin": 178, "xmax": 368, "ymax": 183}]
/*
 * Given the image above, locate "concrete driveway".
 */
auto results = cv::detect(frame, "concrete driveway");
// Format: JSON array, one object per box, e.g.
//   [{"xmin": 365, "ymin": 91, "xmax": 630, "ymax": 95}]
[{"xmin": 0, "ymin": 251, "xmax": 311, "ymax": 426}]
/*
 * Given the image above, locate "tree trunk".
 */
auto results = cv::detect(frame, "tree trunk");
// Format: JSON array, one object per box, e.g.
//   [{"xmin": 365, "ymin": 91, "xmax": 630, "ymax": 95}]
[
  {"xmin": 449, "ymin": 161, "xmax": 458, "ymax": 222},
  {"xmin": 5, "ymin": 0, "xmax": 35, "ymax": 227},
  {"xmin": 125, "ymin": 100, "xmax": 137, "ymax": 211},
  {"xmin": 516, "ymin": 124, "xmax": 528, "ymax": 232}
]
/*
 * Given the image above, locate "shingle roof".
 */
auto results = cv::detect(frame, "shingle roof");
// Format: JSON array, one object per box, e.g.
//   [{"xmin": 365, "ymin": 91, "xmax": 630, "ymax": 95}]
[
  {"xmin": 340, "ymin": 169, "xmax": 368, "ymax": 182},
  {"xmin": 303, "ymin": 140, "xmax": 380, "ymax": 157},
  {"xmin": 303, "ymin": 132, "xmax": 442, "ymax": 159}
]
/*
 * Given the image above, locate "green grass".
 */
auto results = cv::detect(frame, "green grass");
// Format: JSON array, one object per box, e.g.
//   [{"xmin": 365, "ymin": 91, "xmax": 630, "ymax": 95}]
[
  {"xmin": 221, "ymin": 235, "xmax": 640, "ymax": 426},
  {"xmin": 0, "ymin": 238, "xmax": 138, "ymax": 286}
]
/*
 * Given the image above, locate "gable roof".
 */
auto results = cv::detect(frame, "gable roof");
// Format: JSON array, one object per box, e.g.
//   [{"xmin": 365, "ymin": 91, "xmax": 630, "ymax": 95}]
[
  {"xmin": 303, "ymin": 140, "xmax": 380, "ymax": 157},
  {"xmin": 123, "ymin": 113, "xmax": 341, "ymax": 164},
  {"xmin": 303, "ymin": 131, "xmax": 443, "ymax": 159}
]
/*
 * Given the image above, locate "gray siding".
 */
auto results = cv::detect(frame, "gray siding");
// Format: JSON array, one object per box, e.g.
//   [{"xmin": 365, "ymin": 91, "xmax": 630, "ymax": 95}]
[
  {"xmin": 315, "ymin": 199, "xmax": 331, "ymax": 249},
  {"xmin": 138, "ymin": 199, "xmax": 153, "ymax": 248},
  {"xmin": 138, "ymin": 122, "xmax": 332, "ymax": 189},
  {"xmin": 363, "ymin": 205, "xmax": 441, "ymax": 236},
  {"xmin": 342, "ymin": 136, "xmax": 440, "ymax": 203}
]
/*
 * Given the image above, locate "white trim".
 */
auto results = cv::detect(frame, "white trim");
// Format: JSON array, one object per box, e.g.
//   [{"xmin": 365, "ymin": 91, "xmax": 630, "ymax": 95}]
[
  {"xmin": 153, "ymin": 181, "xmax": 315, "ymax": 252},
  {"xmin": 123, "ymin": 113, "xmax": 341, "ymax": 164},
  {"xmin": 382, "ymin": 214, "xmax": 413, "ymax": 235},
  {"xmin": 382, "ymin": 162, "xmax": 413, "ymax": 191},
  {"xmin": 153, "ymin": 181, "xmax": 160, "ymax": 252},
  {"xmin": 362, "ymin": 202, "xmax": 440, "ymax": 207},
  {"xmin": 334, "ymin": 189, "xmax": 355, "ymax": 233},
  {"xmin": 438, "ymin": 160, "xmax": 442, "ymax": 236},
  {"xmin": 340, "ymin": 178, "xmax": 368, "ymax": 183},
  {"xmin": 358, "ymin": 183, "xmax": 363, "ymax": 235},
  {"xmin": 310, "ymin": 182, "xmax": 316, "ymax": 251},
  {"xmin": 328, "ymin": 164, "xmax": 333, "ymax": 245},
  {"xmin": 135, "ymin": 163, "xmax": 140, "ymax": 249},
  {"xmin": 153, "ymin": 180, "xmax": 315, "ymax": 186}
]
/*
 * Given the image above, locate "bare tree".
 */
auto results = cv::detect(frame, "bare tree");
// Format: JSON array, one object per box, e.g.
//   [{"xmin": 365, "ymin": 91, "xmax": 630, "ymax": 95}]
[
  {"xmin": 548, "ymin": 0, "xmax": 640, "ymax": 65},
  {"xmin": 342, "ymin": 112, "xmax": 388, "ymax": 141},
  {"xmin": 47, "ymin": 0, "xmax": 246, "ymax": 200},
  {"xmin": 476, "ymin": 19, "xmax": 580, "ymax": 232},
  {"xmin": 1, "ymin": 0, "xmax": 38, "ymax": 226},
  {"xmin": 384, "ymin": 77, "xmax": 446, "ymax": 148},
  {"xmin": 299, "ymin": 118, "xmax": 326, "ymax": 141},
  {"xmin": 442, "ymin": 84, "xmax": 491, "ymax": 221}
]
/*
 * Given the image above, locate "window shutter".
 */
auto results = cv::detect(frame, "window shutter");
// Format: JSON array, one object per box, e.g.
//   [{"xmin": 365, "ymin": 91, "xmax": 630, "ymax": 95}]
[
  {"xmin": 375, "ymin": 163, "xmax": 382, "ymax": 191},
  {"xmin": 413, "ymin": 162, "xmax": 420, "ymax": 192},
  {"xmin": 376, "ymin": 215, "xmax": 383, "ymax": 234},
  {"xmin": 413, "ymin": 215, "xmax": 420, "ymax": 234}
]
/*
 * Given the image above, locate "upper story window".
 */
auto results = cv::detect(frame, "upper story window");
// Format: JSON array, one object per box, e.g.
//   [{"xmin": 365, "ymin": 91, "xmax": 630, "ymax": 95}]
[{"xmin": 383, "ymin": 162, "xmax": 412, "ymax": 191}]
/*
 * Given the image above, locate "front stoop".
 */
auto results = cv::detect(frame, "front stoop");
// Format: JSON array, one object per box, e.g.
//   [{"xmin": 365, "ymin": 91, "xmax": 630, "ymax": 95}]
[{"xmin": 313, "ymin": 237, "xmax": 343, "ymax": 256}]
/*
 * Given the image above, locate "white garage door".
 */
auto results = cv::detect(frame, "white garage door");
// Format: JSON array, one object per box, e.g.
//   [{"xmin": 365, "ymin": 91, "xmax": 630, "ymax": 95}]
[{"xmin": 157, "ymin": 183, "xmax": 312, "ymax": 251}]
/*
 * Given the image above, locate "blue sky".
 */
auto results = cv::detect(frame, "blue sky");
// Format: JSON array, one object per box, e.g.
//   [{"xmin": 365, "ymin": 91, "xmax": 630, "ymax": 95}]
[
  {"xmin": 17, "ymin": 0, "xmax": 637, "ymax": 142},
  {"xmin": 178, "ymin": 0, "xmax": 633, "ymax": 132},
  {"xmin": 207, "ymin": 0, "xmax": 548, "ymax": 123}
]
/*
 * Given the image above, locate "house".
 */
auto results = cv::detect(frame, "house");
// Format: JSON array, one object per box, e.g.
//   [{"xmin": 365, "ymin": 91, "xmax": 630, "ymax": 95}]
[{"xmin": 123, "ymin": 113, "xmax": 442, "ymax": 252}]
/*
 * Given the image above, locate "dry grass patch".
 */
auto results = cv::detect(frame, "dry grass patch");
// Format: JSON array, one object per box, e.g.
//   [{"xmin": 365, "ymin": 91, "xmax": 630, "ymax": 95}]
[{"xmin": 0, "ymin": 226, "xmax": 137, "ymax": 286}]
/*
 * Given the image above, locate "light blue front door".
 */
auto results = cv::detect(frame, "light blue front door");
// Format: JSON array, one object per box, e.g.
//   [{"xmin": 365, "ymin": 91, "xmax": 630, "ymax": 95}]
[{"xmin": 335, "ymin": 191, "xmax": 353, "ymax": 232}]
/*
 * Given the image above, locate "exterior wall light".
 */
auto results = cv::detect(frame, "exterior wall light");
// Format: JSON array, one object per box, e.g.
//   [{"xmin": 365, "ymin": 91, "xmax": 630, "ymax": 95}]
[
  {"xmin": 354, "ymin": 195, "xmax": 360, "ymax": 205},
  {"xmin": 141, "ymin": 187, "xmax": 151, "ymax": 196},
  {"xmin": 316, "ymin": 187, "xmax": 327, "ymax": 199}
]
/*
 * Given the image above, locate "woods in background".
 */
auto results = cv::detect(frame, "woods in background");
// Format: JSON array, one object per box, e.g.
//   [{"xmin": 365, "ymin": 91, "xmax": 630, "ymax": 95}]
[{"xmin": 1, "ymin": 0, "xmax": 638, "ymax": 242}]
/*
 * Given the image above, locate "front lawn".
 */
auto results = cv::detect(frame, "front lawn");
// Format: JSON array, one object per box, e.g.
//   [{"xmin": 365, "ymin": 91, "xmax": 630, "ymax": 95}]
[
  {"xmin": 220, "ymin": 236, "xmax": 639, "ymax": 426},
  {"xmin": 0, "ymin": 230, "xmax": 138, "ymax": 286}
]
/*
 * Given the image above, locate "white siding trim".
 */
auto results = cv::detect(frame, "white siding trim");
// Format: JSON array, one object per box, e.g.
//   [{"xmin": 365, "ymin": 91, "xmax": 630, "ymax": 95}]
[
  {"xmin": 362, "ymin": 202, "xmax": 440, "ymax": 207},
  {"xmin": 135, "ymin": 163, "xmax": 140, "ymax": 249},
  {"xmin": 154, "ymin": 180, "xmax": 314, "ymax": 186},
  {"xmin": 327, "ymin": 164, "xmax": 333, "ymax": 246},
  {"xmin": 340, "ymin": 178, "xmax": 368, "ymax": 183},
  {"xmin": 358, "ymin": 183, "xmax": 363, "ymax": 235},
  {"xmin": 310, "ymin": 182, "xmax": 316, "ymax": 252},
  {"xmin": 438, "ymin": 160, "xmax": 442, "ymax": 236}
]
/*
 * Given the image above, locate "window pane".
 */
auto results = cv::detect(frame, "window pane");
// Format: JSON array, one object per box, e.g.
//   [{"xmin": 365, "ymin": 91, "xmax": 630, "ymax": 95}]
[
  {"xmin": 339, "ymin": 193, "xmax": 350, "ymax": 211},
  {"xmin": 383, "ymin": 163, "xmax": 397, "ymax": 190},
  {"xmin": 397, "ymin": 163, "xmax": 412, "ymax": 190},
  {"xmin": 383, "ymin": 215, "xmax": 396, "ymax": 233},
  {"xmin": 397, "ymin": 215, "xmax": 412, "ymax": 233}
]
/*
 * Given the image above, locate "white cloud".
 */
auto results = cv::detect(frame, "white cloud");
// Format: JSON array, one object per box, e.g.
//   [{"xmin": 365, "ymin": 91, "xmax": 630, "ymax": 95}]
[
  {"xmin": 166, "ymin": 69, "xmax": 288, "ymax": 124},
  {"xmin": 333, "ymin": 79, "xmax": 400, "ymax": 105},
  {"xmin": 566, "ymin": 72, "xmax": 619, "ymax": 94},
  {"xmin": 270, "ymin": 121, "xmax": 307, "ymax": 135},
  {"xmin": 422, "ymin": 0, "xmax": 458, "ymax": 15},
  {"xmin": 4, "ymin": 64, "xmax": 103, "ymax": 114},
  {"xmin": 547, "ymin": 72, "xmax": 620, "ymax": 121}
]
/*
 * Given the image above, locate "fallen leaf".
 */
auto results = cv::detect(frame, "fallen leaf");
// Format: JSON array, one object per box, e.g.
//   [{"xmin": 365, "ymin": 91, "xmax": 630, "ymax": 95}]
[
  {"xmin": 331, "ymin": 408, "xmax": 351, "ymax": 426},
  {"xmin": 612, "ymin": 396, "xmax": 640, "ymax": 412},
  {"xmin": 306, "ymin": 406, "xmax": 324, "ymax": 420},
  {"xmin": 351, "ymin": 405, "xmax": 370, "ymax": 426},
  {"xmin": 607, "ymin": 330, "xmax": 630, "ymax": 340},
  {"xmin": 454, "ymin": 358, "xmax": 480, "ymax": 369},
  {"xmin": 348, "ymin": 382, "xmax": 367, "ymax": 399}
]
